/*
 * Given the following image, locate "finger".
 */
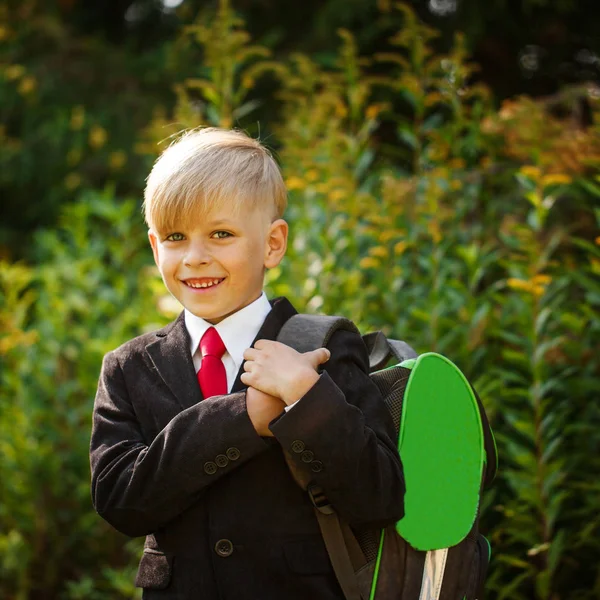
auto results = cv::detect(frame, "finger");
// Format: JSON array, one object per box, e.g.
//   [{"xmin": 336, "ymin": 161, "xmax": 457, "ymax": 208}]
[
  {"xmin": 252, "ymin": 339, "xmax": 272, "ymax": 350},
  {"xmin": 243, "ymin": 347, "xmax": 260, "ymax": 361},
  {"xmin": 305, "ymin": 348, "xmax": 331, "ymax": 367}
]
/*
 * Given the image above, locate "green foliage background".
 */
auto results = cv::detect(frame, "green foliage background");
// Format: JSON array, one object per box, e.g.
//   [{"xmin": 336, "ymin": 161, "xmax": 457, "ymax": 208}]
[{"xmin": 1, "ymin": 1, "xmax": 599, "ymax": 599}]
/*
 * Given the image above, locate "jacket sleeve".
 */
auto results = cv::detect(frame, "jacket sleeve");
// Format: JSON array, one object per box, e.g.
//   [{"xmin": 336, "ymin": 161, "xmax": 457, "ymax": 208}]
[
  {"xmin": 268, "ymin": 328, "xmax": 406, "ymax": 527},
  {"xmin": 90, "ymin": 350, "xmax": 269, "ymax": 538}
]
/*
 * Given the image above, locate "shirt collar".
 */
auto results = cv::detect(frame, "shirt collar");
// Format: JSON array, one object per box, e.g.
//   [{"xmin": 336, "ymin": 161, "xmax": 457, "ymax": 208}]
[{"xmin": 184, "ymin": 292, "xmax": 272, "ymax": 368}]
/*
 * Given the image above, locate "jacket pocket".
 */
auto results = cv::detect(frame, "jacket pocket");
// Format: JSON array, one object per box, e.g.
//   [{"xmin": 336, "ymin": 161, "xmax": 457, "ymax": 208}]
[
  {"xmin": 283, "ymin": 540, "xmax": 333, "ymax": 576},
  {"xmin": 135, "ymin": 549, "xmax": 173, "ymax": 590}
]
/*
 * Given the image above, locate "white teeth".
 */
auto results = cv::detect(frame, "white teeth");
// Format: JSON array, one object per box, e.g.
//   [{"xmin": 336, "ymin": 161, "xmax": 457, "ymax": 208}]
[{"xmin": 186, "ymin": 278, "xmax": 222, "ymax": 289}]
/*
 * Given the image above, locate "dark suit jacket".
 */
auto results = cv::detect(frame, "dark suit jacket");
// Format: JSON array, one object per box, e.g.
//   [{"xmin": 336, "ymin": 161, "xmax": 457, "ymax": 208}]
[{"xmin": 90, "ymin": 297, "xmax": 405, "ymax": 600}]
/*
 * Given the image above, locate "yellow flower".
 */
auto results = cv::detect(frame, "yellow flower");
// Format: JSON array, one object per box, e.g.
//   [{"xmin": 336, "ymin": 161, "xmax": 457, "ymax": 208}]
[
  {"xmin": 520, "ymin": 166, "xmax": 542, "ymax": 181},
  {"xmin": 285, "ymin": 176, "xmax": 304, "ymax": 191},
  {"xmin": 305, "ymin": 169, "xmax": 319, "ymax": 182},
  {"xmin": 109, "ymin": 151, "xmax": 127, "ymax": 170},
  {"xmin": 427, "ymin": 220, "xmax": 442, "ymax": 244},
  {"xmin": 89, "ymin": 125, "xmax": 107, "ymax": 149},
  {"xmin": 379, "ymin": 230, "xmax": 397, "ymax": 243},
  {"xmin": 328, "ymin": 189, "xmax": 345, "ymax": 203},
  {"xmin": 424, "ymin": 92, "xmax": 444, "ymax": 108},
  {"xmin": 369, "ymin": 246, "xmax": 388, "ymax": 258},
  {"xmin": 17, "ymin": 76, "xmax": 36, "ymax": 95},
  {"xmin": 241, "ymin": 76, "xmax": 254, "ymax": 89},
  {"xmin": 4, "ymin": 65, "xmax": 25, "ymax": 80},
  {"xmin": 64, "ymin": 173, "xmax": 82, "ymax": 190},
  {"xmin": 334, "ymin": 101, "xmax": 348, "ymax": 118},
  {"xmin": 449, "ymin": 158, "xmax": 466, "ymax": 170},
  {"xmin": 394, "ymin": 241, "xmax": 408, "ymax": 255},
  {"xmin": 480, "ymin": 117, "xmax": 499, "ymax": 134},
  {"xmin": 532, "ymin": 285, "xmax": 546, "ymax": 298},
  {"xmin": 531, "ymin": 274, "xmax": 551, "ymax": 286},
  {"xmin": 365, "ymin": 103, "xmax": 385, "ymax": 120},
  {"xmin": 541, "ymin": 174, "xmax": 572, "ymax": 187},
  {"xmin": 506, "ymin": 277, "xmax": 548, "ymax": 297},
  {"xmin": 0, "ymin": 26, "xmax": 9, "ymax": 41},
  {"xmin": 70, "ymin": 106, "xmax": 85, "ymax": 130},
  {"xmin": 369, "ymin": 214, "xmax": 388, "ymax": 225},
  {"xmin": 595, "ymin": 236, "xmax": 600, "ymax": 246},
  {"xmin": 506, "ymin": 278, "xmax": 531, "ymax": 292},
  {"xmin": 428, "ymin": 145, "xmax": 448, "ymax": 162},
  {"xmin": 450, "ymin": 179, "xmax": 463, "ymax": 191},
  {"xmin": 359, "ymin": 257, "xmax": 380, "ymax": 269}
]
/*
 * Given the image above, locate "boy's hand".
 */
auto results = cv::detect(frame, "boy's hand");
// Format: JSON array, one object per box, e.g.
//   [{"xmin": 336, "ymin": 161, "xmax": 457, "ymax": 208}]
[
  {"xmin": 246, "ymin": 386, "xmax": 286, "ymax": 437},
  {"xmin": 241, "ymin": 340, "xmax": 330, "ymax": 406}
]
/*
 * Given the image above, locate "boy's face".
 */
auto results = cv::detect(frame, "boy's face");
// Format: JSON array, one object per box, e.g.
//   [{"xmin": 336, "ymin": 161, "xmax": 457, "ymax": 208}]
[{"xmin": 148, "ymin": 202, "xmax": 288, "ymax": 324}]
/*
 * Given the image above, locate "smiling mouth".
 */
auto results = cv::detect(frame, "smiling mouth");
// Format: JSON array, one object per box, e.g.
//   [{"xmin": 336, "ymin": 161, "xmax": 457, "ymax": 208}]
[{"xmin": 183, "ymin": 277, "xmax": 226, "ymax": 289}]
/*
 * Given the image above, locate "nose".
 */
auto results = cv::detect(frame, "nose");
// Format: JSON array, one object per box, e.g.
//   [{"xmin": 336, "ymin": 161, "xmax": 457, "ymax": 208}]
[{"xmin": 184, "ymin": 238, "xmax": 211, "ymax": 266}]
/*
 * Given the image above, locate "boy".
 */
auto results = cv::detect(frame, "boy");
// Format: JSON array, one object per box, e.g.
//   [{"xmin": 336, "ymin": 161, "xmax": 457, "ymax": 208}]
[{"xmin": 90, "ymin": 128, "xmax": 405, "ymax": 600}]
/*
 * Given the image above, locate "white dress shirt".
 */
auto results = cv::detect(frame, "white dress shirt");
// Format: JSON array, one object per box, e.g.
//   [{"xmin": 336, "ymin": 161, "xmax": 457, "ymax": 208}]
[
  {"xmin": 184, "ymin": 292, "xmax": 272, "ymax": 393},
  {"xmin": 185, "ymin": 293, "xmax": 302, "ymax": 411}
]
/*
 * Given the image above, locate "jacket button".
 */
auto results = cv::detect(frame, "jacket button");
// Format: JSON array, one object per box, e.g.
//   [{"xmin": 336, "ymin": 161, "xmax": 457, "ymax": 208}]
[
  {"xmin": 215, "ymin": 454, "xmax": 229, "ymax": 468},
  {"xmin": 311, "ymin": 460, "xmax": 323, "ymax": 473},
  {"xmin": 301, "ymin": 450, "xmax": 314, "ymax": 463},
  {"xmin": 291, "ymin": 440, "xmax": 305, "ymax": 453},
  {"xmin": 215, "ymin": 539, "xmax": 234, "ymax": 557},
  {"xmin": 204, "ymin": 461, "xmax": 218, "ymax": 475},
  {"xmin": 226, "ymin": 447, "xmax": 240, "ymax": 461}
]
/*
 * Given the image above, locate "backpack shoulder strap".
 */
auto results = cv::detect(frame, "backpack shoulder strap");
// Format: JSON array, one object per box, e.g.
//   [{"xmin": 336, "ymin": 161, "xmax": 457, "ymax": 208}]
[
  {"xmin": 276, "ymin": 313, "xmax": 360, "ymax": 353},
  {"xmin": 362, "ymin": 331, "xmax": 418, "ymax": 371},
  {"xmin": 277, "ymin": 313, "xmax": 365, "ymax": 600},
  {"xmin": 278, "ymin": 315, "xmax": 418, "ymax": 374}
]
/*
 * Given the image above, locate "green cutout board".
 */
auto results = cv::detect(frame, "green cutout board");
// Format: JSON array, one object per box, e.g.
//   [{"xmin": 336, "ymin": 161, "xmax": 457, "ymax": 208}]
[{"xmin": 395, "ymin": 353, "xmax": 485, "ymax": 551}]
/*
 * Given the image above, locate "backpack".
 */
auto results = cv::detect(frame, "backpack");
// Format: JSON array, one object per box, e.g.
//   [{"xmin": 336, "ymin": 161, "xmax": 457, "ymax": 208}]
[{"xmin": 277, "ymin": 314, "xmax": 498, "ymax": 600}]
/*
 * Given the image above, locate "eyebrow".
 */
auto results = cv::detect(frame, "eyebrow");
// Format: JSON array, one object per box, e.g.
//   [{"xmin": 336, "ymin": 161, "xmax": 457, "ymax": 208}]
[{"xmin": 206, "ymin": 219, "xmax": 235, "ymax": 227}]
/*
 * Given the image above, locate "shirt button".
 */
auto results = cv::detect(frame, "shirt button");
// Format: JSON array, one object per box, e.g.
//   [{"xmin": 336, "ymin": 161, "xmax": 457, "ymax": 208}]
[
  {"xmin": 291, "ymin": 440, "xmax": 305, "ymax": 453},
  {"xmin": 215, "ymin": 454, "xmax": 229, "ymax": 468},
  {"xmin": 215, "ymin": 539, "xmax": 234, "ymax": 557},
  {"xmin": 311, "ymin": 460, "xmax": 324, "ymax": 473},
  {"xmin": 301, "ymin": 450, "xmax": 314, "ymax": 463},
  {"xmin": 226, "ymin": 447, "xmax": 241, "ymax": 461},
  {"xmin": 204, "ymin": 461, "xmax": 218, "ymax": 475}
]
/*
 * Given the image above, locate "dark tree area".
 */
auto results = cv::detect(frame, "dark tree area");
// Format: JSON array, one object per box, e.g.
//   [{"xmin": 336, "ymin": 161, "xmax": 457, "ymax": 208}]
[
  {"xmin": 1, "ymin": 0, "xmax": 598, "ymax": 250},
  {"xmin": 62, "ymin": 0, "xmax": 600, "ymax": 98}
]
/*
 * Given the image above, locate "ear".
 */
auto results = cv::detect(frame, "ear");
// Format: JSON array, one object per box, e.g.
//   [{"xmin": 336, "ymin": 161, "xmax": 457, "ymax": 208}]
[
  {"xmin": 264, "ymin": 219, "xmax": 288, "ymax": 269},
  {"xmin": 148, "ymin": 230, "xmax": 160, "ymax": 266}
]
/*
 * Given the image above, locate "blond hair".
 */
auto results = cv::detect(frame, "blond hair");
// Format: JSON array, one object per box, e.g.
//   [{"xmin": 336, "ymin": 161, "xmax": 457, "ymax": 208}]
[{"xmin": 143, "ymin": 128, "xmax": 287, "ymax": 233}]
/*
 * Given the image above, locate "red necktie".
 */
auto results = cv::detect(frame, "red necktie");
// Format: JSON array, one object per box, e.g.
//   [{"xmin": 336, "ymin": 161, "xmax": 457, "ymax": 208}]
[{"xmin": 197, "ymin": 327, "xmax": 227, "ymax": 398}]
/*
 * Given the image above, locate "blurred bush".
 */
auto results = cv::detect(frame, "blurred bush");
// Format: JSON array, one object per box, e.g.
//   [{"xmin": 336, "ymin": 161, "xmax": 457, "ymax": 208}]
[
  {"xmin": 0, "ymin": 1, "xmax": 173, "ymax": 254},
  {"xmin": 1, "ymin": 2, "xmax": 599, "ymax": 599}
]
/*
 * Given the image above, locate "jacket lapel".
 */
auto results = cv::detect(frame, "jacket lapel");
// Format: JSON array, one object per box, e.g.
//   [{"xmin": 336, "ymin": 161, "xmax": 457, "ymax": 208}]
[
  {"xmin": 145, "ymin": 312, "xmax": 203, "ymax": 411},
  {"xmin": 231, "ymin": 297, "xmax": 297, "ymax": 393}
]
